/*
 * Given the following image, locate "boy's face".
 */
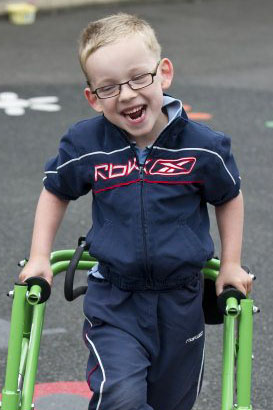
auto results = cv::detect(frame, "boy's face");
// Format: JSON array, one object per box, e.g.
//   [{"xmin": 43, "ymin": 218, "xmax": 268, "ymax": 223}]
[{"xmin": 84, "ymin": 34, "xmax": 173, "ymax": 147}]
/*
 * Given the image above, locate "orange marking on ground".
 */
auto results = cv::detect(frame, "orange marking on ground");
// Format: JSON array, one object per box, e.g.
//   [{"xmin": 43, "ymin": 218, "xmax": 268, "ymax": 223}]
[
  {"xmin": 183, "ymin": 103, "xmax": 212, "ymax": 121},
  {"xmin": 187, "ymin": 112, "xmax": 213, "ymax": 121},
  {"xmin": 183, "ymin": 104, "xmax": 192, "ymax": 112}
]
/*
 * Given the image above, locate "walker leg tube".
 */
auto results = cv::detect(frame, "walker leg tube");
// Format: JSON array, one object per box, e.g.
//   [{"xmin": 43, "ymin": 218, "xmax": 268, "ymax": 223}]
[
  {"xmin": 236, "ymin": 299, "xmax": 253, "ymax": 409},
  {"xmin": 18, "ymin": 338, "xmax": 30, "ymax": 391},
  {"xmin": 21, "ymin": 302, "xmax": 46, "ymax": 410},
  {"xmin": 222, "ymin": 314, "xmax": 236, "ymax": 410},
  {"xmin": 18, "ymin": 301, "xmax": 33, "ymax": 390},
  {"xmin": 1, "ymin": 283, "xmax": 28, "ymax": 410}
]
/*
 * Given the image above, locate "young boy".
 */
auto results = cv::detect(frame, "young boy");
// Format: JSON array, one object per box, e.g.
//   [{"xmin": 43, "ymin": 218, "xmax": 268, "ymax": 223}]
[{"xmin": 19, "ymin": 13, "xmax": 252, "ymax": 410}]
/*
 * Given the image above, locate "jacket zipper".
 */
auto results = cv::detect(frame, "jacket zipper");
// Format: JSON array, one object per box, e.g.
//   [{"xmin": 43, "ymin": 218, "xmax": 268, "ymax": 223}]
[
  {"xmin": 139, "ymin": 164, "xmax": 153, "ymax": 286},
  {"xmin": 118, "ymin": 122, "xmax": 181, "ymax": 288},
  {"xmin": 124, "ymin": 139, "xmax": 152, "ymax": 285}
]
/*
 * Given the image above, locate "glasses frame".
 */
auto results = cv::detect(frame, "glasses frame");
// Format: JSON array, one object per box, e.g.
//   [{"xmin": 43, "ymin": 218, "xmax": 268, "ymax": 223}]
[{"xmin": 88, "ymin": 61, "xmax": 161, "ymax": 100}]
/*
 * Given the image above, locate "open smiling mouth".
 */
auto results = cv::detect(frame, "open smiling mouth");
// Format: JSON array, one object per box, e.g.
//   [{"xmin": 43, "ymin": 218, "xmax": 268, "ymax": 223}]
[{"xmin": 122, "ymin": 105, "xmax": 147, "ymax": 121}]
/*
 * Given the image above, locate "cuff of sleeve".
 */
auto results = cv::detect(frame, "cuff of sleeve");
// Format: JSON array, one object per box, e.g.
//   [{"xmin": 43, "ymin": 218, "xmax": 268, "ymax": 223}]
[
  {"xmin": 212, "ymin": 187, "xmax": 241, "ymax": 207},
  {"xmin": 43, "ymin": 180, "xmax": 75, "ymax": 201}
]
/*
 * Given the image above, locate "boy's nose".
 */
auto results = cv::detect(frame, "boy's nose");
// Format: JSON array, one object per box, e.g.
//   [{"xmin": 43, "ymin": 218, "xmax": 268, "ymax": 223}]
[{"xmin": 118, "ymin": 83, "xmax": 138, "ymax": 101}]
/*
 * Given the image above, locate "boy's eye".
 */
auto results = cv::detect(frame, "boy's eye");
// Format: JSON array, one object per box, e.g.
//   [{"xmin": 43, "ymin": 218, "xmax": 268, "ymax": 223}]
[
  {"xmin": 98, "ymin": 85, "xmax": 118, "ymax": 96},
  {"xmin": 131, "ymin": 74, "xmax": 150, "ymax": 85},
  {"xmin": 101, "ymin": 85, "xmax": 116, "ymax": 91}
]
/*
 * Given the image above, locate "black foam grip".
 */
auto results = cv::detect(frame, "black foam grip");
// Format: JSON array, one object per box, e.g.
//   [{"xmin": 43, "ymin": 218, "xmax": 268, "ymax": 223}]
[
  {"xmin": 217, "ymin": 286, "xmax": 246, "ymax": 315},
  {"xmin": 25, "ymin": 277, "xmax": 51, "ymax": 304}
]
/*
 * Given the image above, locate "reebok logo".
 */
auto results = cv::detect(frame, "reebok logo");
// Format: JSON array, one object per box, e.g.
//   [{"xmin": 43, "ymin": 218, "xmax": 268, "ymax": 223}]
[
  {"xmin": 149, "ymin": 157, "xmax": 196, "ymax": 176},
  {"xmin": 94, "ymin": 157, "xmax": 196, "ymax": 181}
]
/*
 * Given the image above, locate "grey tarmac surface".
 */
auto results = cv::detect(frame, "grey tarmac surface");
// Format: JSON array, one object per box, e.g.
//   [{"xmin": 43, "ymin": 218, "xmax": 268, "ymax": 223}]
[{"xmin": 0, "ymin": 0, "xmax": 273, "ymax": 409}]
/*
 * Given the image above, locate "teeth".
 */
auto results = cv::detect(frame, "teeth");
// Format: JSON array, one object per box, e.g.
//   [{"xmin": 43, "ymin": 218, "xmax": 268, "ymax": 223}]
[{"xmin": 123, "ymin": 106, "xmax": 143, "ymax": 115}]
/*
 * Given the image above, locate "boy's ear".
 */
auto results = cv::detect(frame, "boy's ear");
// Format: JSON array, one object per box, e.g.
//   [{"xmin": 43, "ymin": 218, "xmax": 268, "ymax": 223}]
[
  {"xmin": 84, "ymin": 87, "xmax": 103, "ymax": 113},
  {"xmin": 160, "ymin": 58, "xmax": 174, "ymax": 90}
]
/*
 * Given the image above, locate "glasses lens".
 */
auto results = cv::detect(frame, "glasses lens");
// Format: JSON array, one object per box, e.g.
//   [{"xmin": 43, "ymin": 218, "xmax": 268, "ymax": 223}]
[
  {"xmin": 130, "ymin": 74, "xmax": 153, "ymax": 90},
  {"xmin": 97, "ymin": 85, "xmax": 119, "ymax": 98}
]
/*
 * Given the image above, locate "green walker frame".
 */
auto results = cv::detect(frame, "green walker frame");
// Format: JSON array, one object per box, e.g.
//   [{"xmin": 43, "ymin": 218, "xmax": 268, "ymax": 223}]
[{"xmin": 0, "ymin": 250, "xmax": 257, "ymax": 410}]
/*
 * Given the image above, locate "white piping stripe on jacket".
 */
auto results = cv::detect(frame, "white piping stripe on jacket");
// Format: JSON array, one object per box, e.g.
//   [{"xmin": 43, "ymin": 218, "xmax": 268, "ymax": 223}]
[
  {"xmin": 153, "ymin": 146, "xmax": 236, "ymax": 185},
  {"xmin": 45, "ymin": 145, "xmax": 132, "ymax": 174},
  {"xmin": 43, "ymin": 171, "xmax": 57, "ymax": 181},
  {"xmin": 85, "ymin": 332, "xmax": 106, "ymax": 410},
  {"xmin": 196, "ymin": 345, "xmax": 205, "ymax": 400}
]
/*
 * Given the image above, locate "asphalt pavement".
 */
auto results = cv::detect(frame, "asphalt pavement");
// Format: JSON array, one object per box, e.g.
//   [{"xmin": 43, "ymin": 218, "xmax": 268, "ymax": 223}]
[{"xmin": 0, "ymin": 0, "xmax": 273, "ymax": 408}]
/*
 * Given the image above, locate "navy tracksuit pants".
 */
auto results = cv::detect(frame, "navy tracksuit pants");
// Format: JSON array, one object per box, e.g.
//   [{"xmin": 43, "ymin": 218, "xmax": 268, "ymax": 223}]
[{"xmin": 83, "ymin": 275, "xmax": 204, "ymax": 410}]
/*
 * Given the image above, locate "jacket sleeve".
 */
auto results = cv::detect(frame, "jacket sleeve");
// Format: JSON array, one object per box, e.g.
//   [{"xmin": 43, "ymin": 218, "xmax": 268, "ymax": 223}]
[
  {"xmin": 202, "ymin": 133, "xmax": 241, "ymax": 206},
  {"xmin": 43, "ymin": 128, "xmax": 92, "ymax": 200}
]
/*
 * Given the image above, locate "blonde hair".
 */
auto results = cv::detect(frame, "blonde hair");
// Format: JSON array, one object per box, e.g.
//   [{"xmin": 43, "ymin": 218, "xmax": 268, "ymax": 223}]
[{"xmin": 78, "ymin": 13, "xmax": 161, "ymax": 78}]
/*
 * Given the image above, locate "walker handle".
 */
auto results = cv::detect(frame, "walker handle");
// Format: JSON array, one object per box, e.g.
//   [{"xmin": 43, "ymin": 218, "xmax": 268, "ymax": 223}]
[
  {"xmin": 217, "ymin": 286, "xmax": 246, "ymax": 316},
  {"xmin": 64, "ymin": 237, "xmax": 88, "ymax": 301},
  {"xmin": 217, "ymin": 265, "xmax": 253, "ymax": 315},
  {"xmin": 25, "ymin": 276, "xmax": 51, "ymax": 304}
]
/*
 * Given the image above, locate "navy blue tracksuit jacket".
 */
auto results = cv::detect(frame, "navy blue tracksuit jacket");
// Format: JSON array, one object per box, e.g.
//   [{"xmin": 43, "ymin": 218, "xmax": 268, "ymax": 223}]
[
  {"xmin": 44, "ymin": 107, "xmax": 240, "ymax": 291},
  {"xmin": 43, "ymin": 103, "xmax": 241, "ymax": 410}
]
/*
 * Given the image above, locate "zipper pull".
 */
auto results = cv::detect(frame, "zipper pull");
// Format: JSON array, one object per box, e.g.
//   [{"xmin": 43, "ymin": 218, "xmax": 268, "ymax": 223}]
[{"xmin": 139, "ymin": 165, "xmax": 144, "ymax": 180}]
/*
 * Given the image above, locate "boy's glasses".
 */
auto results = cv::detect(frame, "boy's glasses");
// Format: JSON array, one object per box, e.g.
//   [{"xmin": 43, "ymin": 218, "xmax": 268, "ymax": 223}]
[{"xmin": 89, "ymin": 61, "xmax": 160, "ymax": 99}]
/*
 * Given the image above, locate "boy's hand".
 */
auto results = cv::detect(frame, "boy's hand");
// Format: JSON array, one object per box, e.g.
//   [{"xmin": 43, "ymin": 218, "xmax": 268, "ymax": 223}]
[
  {"xmin": 19, "ymin": 256, "xmax": 53, "ymax": 286},
  {"xmin": 215, "ymin": 262, "xmax": 253, "ymax": 296}
]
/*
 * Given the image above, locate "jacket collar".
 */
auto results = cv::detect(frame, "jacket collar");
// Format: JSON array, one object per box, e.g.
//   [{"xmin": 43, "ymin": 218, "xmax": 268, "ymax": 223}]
[{"xmin": 103, "ymin": 95, "xmax": 189, "ymax": 147}]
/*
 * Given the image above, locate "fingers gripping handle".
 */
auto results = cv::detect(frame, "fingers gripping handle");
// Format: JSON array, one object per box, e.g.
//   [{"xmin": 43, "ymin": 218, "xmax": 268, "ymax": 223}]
[
  {"xmin": 217, "ymin": 265, "xmax": 254, "ymax": 316},
  {"xmin": 64, "ymin": 239, "xmax": 88, "ymax": 301}
]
